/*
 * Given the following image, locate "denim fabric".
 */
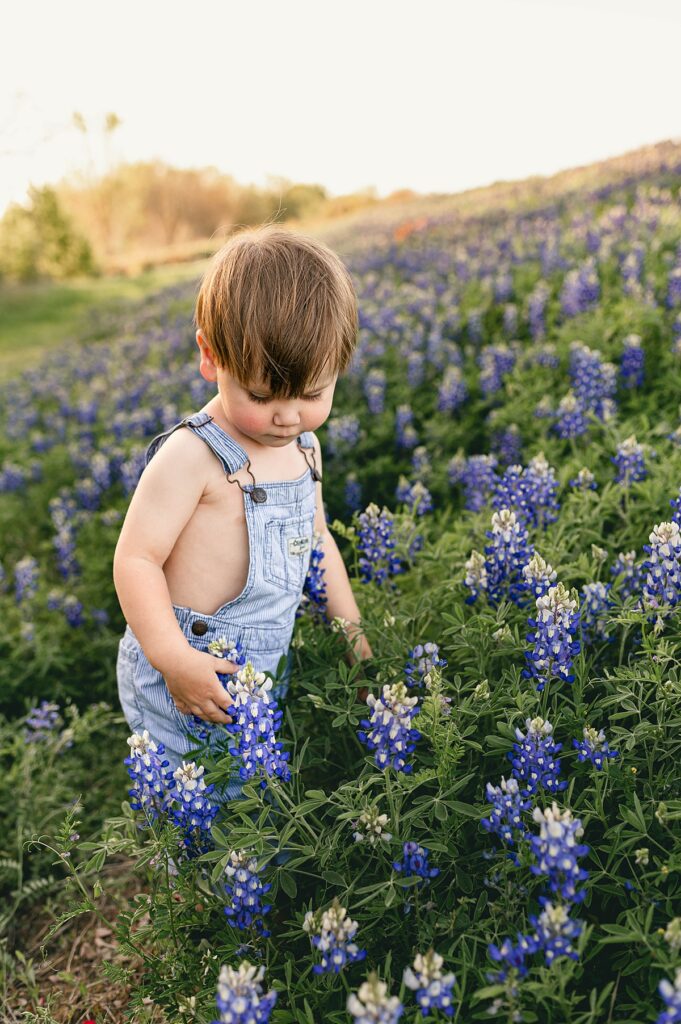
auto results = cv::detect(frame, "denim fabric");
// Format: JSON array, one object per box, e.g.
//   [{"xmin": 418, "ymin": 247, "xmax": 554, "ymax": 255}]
[{"xmin": 116, "ymin": 410, "xmax": 317, "ymax": 809}]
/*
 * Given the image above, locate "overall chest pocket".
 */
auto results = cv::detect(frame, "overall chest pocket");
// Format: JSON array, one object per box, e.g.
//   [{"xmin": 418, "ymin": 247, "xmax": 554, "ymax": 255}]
[{"xmin": 264, "ymin": 511, "xmax": 315, "ymax": 593}]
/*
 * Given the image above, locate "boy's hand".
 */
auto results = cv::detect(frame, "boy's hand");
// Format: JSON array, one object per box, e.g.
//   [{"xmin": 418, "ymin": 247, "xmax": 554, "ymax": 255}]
[{"xmin": 163, "ymin": 648, "xmax": 240, "ymax": 724}]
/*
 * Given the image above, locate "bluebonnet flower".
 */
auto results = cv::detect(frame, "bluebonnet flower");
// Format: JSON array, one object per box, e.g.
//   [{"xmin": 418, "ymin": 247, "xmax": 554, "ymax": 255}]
[
  {"xmin": 402, "ymin": 949, "xmax": 456, "ymax": 1019},
  {"xmin": 479, "ymin": 344, "xmax": 517, "ymax": 396},
  {"xmin": 49, "ymin": 493, "xmax": 82, "ymax": 580},
  {"xmin": 560, "ymin": 258, "xmax": 600, "ymax": 317},
  {"xmin": 553, "ymin": 392, "xmax": 589, "ymax": 439},
  {"xmin": 670, "ymin": 484, "xmax": 681, "ymax": 526},
  {"xmin": 508, "ymin": 717, "xmax": 567, "ymax": 796},
  {"xmin": 493, "ymin": 454, "xmax": 559, "ymax": 530},
  {"xmin": 467, "ymin": 307, "xmax": 483, "ymax": 343},
  {"xmin": 404, "ymin": 643, "xmax": 447, "ymax": 688},
  {"xmin": 494, "ymin": 271, "xmax": 513, "ymax": 302},
  {"xmin": 327, "ymin": 414, "xmax": 361, "ymax": 456},
  {"xmin": 210, "ymin": 961, "xmax": 277, "ymax": 1024},
  {"xmin": 120, "ymin": 449, "xmax": 146, "ymax": 494},
  {"xmin": 393, "ymin": 840, "xmax": 440, "ymax": 889},
  {"xmin": 667, "ymin": 266, "xmax": 681, "ymax": 308},
  {"xmin": 503, "ymin": 303, "xmax": 518, "ymax": 337},
  {"xmin": 620, "ymin": 246, "xmax": 644, "ymax": 297},
  {"xmin": 523, "ymin": 583, "xmax": 581, "ymax": 693},
  {"xmin": 529, "ymin": 897, "xmax": 583, "ymax": 966},
  {"xmin": 223, "ymin": 662, "xmax": 291, "ymax": 786},
  {"xmin": 656, "ymin": 967, "xmax": 681, "ymax": 1024},
  {"xmin": 303, "ymin": 900, "xmax": 366, "ymax": 974},
  {"xmin": 407, "ymin": 351, "xmax": 425, "ymax": 387},
  {"xmin": 573, "ymin": 725, "xmax": 619, "ymax": 770},
  {"xmin": 569, "ymin": 467, "xmax": 598, "ymax": 490},
  {"xmin": 447, "ymin": 453, "xmax": 466, "ymax": 487},
  {"xmin": 395, "ymin": 405, "xmax": 419, "ymax": 449},
  {"xmin": 20, "ymin": 621, "xmax": 35, "ymax": 644},
  {"xmin": 74, "ymin": 477, "xmax": 102, "ymax": 511},
  {"xmin": 0, "ymin": 462, "xmax": 27, "ymax": 492},
  {"xmin": 481, "ymin": 776, "xmax": 531, "ymax": 850},
  {"xmin": 352, "ymin": 805, "xmax": 393, "ymax": 846},
  {"xmin": 528, "ymin": 281, "xmax": 550, "ymax": 340},
  {"xmin": 395, "ymin": 477, "xmax": 433, "ymax": 515},
  {"xmin": 521, "ymin": 553, "xmax": 557, "ymax": 600},
  {"xmin": 297, "ymin": 532, "xmax": 328, "ymax": 623},
  {"xmin": 14, "ymin": 555, "xmax": 39, "ymax": 603},
  {"xmin": 461, "ymin": 454, "xmax": 498, "ymax": 511},
  {"xmin": 169, "ymin": 761, "xmax": 219, "ymax": 859},
  {"xmin": 345, "ymin": 472, "xmax": 363, "ymax": 512},
  {"xmin": 533, "ymin": 343, "xmax": 560, "ymax": 369},
  {"xmin": 487, "ymin": 932, "xmax": 539, "ymax": 982},
  {"xmin": 482, "ymin": 508, "xmax": 535, "ymax": 608},
  {"xmin": 223, "ymin": 849, "xmax": 272, "ymax": 937},
  {"xmin": 491, "ymin": 424, "xmax": 523, "ymax": 466},
  {"xmin": 63, "ymin": 594, "xmax": 84, "ymax": 627},
  {"xmin": 90, "ymin": 451, "xmax": 112, "ymax": 489},
  {"xmin": 642, "ymin": 522, "xmax": 681, "ymax": 613},
  {"xmin": 569, "ymin": 342, "xmax": 617, "ymax": 420},
  {"xmin": 492, "ymin": 465, "xmax": 525, "ymax": 518},
  {"xmin": 580, "ymin": 582, "xmax": 615, "ymax": 644},
  {"xmin": 463, "ymin": 550, "xmax": 488, "ymax": 605},
  {"xmin": 347, "ymin": 973, "xmax": 404, "ymax": 1024},
  {"xmin": 24, "ymin": 701, "xmax": 61, "ymax": 743},
  {"xmin": 356, "ymin": 504, "xmax": 403, "ymax": 585},
  {"xmin": 621, "ymin": 334, "xmax": 644, "ymax": 388},
  {"xmin": 437, "ymin": 365, "xmax": 468, "ymax": 412},
  {"xmin": 530, "ymin": 802, "xmax": 589, "ymax": 903},
  {"xmin": 184, "ymin": 638, "xmax": 247, "ymax": 741},
  {"xmin": 534, "ymin": 395, "xmax": 554, "ymax": 419},
  {"xmin": 411, "ymin": 445, "xmax": 431, "ymax": 479},
  {"xmin": 357, "ymin": 683, "xmax": 421, "ymax": 772},
  {"xmin": 364, "ymin": 368, "xmax": 386, "ymax": 414},
  {"xmin": 612, "ymin": 435, "xmax": 649, "ymax": 485},
  {"xmin": 124, "ymin": 730, "xmax": 175, "ymax": 824},
  {"xmin": 523, "ymin": 453, "xmax": 560, "ymax": 528}
]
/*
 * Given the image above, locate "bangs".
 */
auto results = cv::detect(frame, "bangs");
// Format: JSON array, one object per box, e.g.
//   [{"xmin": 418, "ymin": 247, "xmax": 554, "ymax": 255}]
[{"xmin": 194, "ymin": 225, "xmax": 358, "ymax": 396}]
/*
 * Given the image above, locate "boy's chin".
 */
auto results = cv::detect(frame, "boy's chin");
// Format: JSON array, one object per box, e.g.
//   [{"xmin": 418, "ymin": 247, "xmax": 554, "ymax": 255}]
[{"xmin": 262, "ymin": 433, "xmax": 298, "ymax": 445}]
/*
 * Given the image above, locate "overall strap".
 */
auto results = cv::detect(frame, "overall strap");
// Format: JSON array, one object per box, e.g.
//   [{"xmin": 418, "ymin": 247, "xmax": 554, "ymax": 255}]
[
  {"xmin": 145, "ymin": 412, "xmax": 249, "ymax": 474},
  {"xmin": 297, "ymin": 429, "xmax": 316, "ymax": 450}
]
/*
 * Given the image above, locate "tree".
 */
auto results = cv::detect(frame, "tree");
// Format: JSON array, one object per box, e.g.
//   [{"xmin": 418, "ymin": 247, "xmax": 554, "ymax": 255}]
[{"xmin": 0, "ymin": 185, "xmax": 95, "ymax": 282}]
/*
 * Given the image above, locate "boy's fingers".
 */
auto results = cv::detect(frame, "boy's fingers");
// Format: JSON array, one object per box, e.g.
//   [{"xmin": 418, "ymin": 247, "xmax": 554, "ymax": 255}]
[
  {"xmin": 213, "ymin": 657, "xmax": 241, "ymax": 675},
  {"xmin": 205, "ymin": 698, "xmax": 233, "ymax": 724}
]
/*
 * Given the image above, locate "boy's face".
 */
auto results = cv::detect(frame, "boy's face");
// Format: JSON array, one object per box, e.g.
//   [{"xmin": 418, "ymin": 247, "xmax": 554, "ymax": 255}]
[{"xmin": 196, "ymin": 331, "xmax": 337, "ymax": 448}]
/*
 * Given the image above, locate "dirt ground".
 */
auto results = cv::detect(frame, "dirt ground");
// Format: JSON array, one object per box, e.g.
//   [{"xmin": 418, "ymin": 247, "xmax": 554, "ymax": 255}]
[{"xmin": 4, "ymin": 856, "xmax": 168, "ymax": 1024}]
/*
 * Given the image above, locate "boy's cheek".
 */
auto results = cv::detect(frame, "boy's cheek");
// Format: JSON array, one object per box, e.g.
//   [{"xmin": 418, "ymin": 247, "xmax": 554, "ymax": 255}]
[{"xmin": 237, "ymin": 410, "xmax": 269, "ymax": 433}]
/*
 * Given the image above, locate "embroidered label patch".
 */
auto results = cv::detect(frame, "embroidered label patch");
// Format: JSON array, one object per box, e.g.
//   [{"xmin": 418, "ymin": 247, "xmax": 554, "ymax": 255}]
[{"xmin": 288, "ymin": 536, "xmax": 311, "ymax": 557}]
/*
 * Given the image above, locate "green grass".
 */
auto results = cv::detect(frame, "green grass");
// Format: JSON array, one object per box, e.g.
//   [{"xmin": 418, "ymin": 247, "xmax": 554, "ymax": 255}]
[{"xmin": 0, "ymin": 260, "xmax": 209, "ymax": 381}]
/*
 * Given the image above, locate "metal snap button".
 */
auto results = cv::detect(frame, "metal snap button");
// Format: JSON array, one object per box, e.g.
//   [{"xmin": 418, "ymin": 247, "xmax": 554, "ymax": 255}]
[{"xmin": 191, "ymin": 620, "xmax": 209, "ymax": 636}]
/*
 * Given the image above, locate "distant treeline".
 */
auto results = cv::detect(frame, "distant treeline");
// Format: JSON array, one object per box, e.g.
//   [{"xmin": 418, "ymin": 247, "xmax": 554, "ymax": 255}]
[{"xmin": 0, "ymin": 161, "xmax": 404, "ymax": 282}]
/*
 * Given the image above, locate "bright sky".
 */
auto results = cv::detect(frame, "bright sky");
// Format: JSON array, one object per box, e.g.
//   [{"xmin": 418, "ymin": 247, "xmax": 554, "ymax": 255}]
[{"xmin": 2, "ymin": 0, "xmax": 680, "ymax": 215}]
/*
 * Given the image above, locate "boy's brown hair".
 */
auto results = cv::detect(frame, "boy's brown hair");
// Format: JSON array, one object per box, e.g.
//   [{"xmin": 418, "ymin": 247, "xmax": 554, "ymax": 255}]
[{"xmin": 194, "ymin": 224, "xmax": 358, "ymax": 397}]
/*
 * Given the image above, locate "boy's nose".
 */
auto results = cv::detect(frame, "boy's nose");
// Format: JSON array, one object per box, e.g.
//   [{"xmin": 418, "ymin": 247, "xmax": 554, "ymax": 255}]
[{"xmin": 273, "ymin": 410, "xmax": 301, "ymax": 427}]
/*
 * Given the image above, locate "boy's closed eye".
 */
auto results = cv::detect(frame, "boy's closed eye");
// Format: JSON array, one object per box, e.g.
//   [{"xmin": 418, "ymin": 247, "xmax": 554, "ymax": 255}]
[{"xmin": 247, "ymin": 391, "xmax": 325, "ymax": 404}]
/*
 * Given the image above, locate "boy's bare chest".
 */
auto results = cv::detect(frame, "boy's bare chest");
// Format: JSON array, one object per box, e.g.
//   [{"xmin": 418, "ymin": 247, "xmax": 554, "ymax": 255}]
[{"xmin": 162, "ymin": 442, "xmax": 311, "ymax": 615}]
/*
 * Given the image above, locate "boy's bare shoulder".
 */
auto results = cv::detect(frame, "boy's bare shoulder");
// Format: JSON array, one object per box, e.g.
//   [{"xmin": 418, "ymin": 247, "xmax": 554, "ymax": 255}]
[{"xmin": 142, "ymin": 425, "xmax": 221, "ymax": 490}]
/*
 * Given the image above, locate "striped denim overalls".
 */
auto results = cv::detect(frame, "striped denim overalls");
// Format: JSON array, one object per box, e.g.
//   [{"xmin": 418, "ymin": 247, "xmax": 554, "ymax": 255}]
[{"xmin": 116, "ymin": 411, "xmax": 318, "ymax": 802}]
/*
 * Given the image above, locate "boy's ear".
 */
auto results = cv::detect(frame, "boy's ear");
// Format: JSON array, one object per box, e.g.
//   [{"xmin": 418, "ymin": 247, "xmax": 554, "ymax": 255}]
[{"xmin": 196, "ymin": 330, "xmax": 218, "ymax": 383}]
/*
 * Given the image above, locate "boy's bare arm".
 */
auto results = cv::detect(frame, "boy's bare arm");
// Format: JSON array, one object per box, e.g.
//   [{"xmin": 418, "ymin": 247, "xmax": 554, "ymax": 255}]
[
  {"xmin": 310, "ymin": 435, "xmax": 373, "ymax": 668},
  {"xmin": 113, "ymin": 430, "xmax": 238, "ymax": 723}
]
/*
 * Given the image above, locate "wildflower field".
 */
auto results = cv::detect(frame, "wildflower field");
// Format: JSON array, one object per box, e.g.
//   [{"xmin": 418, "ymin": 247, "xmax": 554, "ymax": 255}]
[{"xmin": 3, "ymin": 148, "xmax": 681, "ymax": 1023}]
